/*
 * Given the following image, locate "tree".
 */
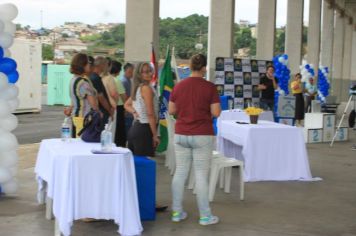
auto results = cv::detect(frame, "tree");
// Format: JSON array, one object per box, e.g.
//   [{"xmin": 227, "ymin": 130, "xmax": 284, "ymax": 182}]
[{"xmin": 42, "ymin": 44, "xmax": 54, "ymax": 60}]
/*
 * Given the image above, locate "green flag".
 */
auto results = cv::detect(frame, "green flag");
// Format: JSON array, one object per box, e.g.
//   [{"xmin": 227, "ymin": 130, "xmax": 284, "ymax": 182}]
[{"xmin": 156, "ymin": 48, "xmax": 174, "ymax": 152}]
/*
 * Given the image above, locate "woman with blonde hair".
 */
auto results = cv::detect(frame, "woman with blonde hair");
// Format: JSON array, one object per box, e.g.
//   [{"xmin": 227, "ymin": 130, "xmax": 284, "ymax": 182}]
[
  {"xmin": 124, "ymin": 62, "xmax": 167, "ymax": 211},
  {"xmin": 124, "ymin": 62, "xmax": 159, "ymax": 156}
]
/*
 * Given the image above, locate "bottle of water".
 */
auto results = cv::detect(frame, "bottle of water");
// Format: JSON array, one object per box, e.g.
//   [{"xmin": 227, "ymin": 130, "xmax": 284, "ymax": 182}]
[
  {"xmin": 61, "ymin": 117, "xmax": 71, "ymax": 142},
  {"xmin": 101, "ymin": 124, "xmax": 113, "ymax": 152}
]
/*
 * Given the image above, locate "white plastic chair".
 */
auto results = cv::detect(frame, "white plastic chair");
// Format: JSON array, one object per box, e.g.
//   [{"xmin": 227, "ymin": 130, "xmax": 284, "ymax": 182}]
[
  {"xmin": 187, "ymin": 151, "xmax": 226, "ymax": 193},
  {"xmin": 165, "ymin": 112, "xmax": 176, "ymax": 175},
  {"xmin": 208, "ymin": 152, "xmax": 244, "ymax": 201}
]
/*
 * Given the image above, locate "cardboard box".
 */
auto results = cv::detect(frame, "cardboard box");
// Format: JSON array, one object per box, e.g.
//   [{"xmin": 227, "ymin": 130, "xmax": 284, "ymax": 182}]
[{"xmin": 304, "ymin": 128, "xmax": 323, "ymax": 143}]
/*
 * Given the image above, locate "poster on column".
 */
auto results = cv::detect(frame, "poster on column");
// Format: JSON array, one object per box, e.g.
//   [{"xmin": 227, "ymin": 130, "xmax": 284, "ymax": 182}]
[{"xmin": 215, "ymin": 57, "xmax": 272, "ymax": 110}]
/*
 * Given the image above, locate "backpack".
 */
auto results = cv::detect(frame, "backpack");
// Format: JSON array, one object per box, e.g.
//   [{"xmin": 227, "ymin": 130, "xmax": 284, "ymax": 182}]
[{"xmin": 78, "ymin": 110, "xmax": 104, "ymax": 142}]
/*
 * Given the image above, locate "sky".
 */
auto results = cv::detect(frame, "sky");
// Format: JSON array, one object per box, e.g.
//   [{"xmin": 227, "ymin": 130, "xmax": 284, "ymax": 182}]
[{"xmin": 1, "ymin": 0, "xmax": 310, "ymax": 29}]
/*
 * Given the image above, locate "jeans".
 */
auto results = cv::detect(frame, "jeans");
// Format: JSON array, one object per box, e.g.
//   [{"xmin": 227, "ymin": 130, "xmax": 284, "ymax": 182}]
[
  {"xmin": 260, "ymin": 98, "xmax": 274, "ymax": 111},
  {"xmin": 172, "ymin": 134, "xmax": 213, "ymax": 217}
]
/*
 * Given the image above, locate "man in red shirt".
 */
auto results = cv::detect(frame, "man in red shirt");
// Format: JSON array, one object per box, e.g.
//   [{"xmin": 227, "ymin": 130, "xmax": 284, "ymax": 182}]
[{"xmin": 169, "ymin": 54, "xmax": 221, "ymax": 226}]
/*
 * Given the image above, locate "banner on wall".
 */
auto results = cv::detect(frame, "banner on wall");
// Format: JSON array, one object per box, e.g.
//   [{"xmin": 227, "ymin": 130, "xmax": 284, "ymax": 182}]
[{"xmin": 215, "ymin": 57, "xmax": 273, "ymax": 110}]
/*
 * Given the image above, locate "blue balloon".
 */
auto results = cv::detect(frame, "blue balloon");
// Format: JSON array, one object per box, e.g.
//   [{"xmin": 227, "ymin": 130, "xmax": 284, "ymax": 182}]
[
  {"xmin": 283, "ymin": 54, "xmax": 288, "ymax": 60},
  {"xmin": 305, "ymin": 64, "xmax": 310, "ymax": 70},
  {"xmin": 0, "ymin": 58, "xmax": 17, "ymax": 74},
  {"xmin": 7, "ymin": 70, "xmax": 19, "ymax": 84},
  {"xmin": 0, "ymin": 47, "xmax": 3, "ymax": 59}
]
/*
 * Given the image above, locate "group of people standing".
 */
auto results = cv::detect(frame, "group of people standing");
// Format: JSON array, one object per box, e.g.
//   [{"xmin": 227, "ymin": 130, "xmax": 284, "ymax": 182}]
[
  {"xmin": 65, "ymin": 53, "xmax": 223, "ymax": 226},
  {"xmin": 65, "ymin": 53, "xmax": 134, "ymax": 147}
]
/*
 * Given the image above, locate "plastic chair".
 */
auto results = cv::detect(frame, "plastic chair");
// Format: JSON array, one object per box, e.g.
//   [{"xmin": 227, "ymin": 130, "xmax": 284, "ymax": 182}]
[
  {"xmin": 208, "ymin": 152, "xmax": 244, "ymax": 201},
  {"xmin": 187, "ymin": 151, "xmax": 227, "ymax": 193}
]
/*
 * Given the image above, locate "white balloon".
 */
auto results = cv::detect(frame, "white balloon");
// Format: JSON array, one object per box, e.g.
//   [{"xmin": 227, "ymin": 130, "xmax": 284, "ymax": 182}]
[
  {"xmin": 0, "ymin": 3, "xmax": 19, "ymax": 21},
  {"xmin": 0, "ymin": 84, "xmax": 19, "ymax": 100},
  {"xmin": 8, "ymin": 166, "xmax": 17, "ymax": 177},
  {"xmin": 299, "ymin": 65, "xmax": 304, "ymax": 70},
  {"xmin": 0, "ymin": 32, "xmax": 14, "ymax": 49},
  {"xmin": 279, "ymin": 89, "xmax": 285, "ymax": 96},
  {"xmin": 0, "ymin": 19, "xmax": 4, "ymax": 32},
  {"xmin": 0, "ymin": 150, "xmax": 18, "ymax": 168},
  {"xmin": 0, "ymin": 72, "xmax": 8, "ymax": 91},
  {"xmin": 1, "ymin": 179, "xmax": 18, "ymax": 194},
  {"xmin": 8, "ymin": 98, "xmax": 19, "ymax": 112},
  {"xmin": 0, "ymin": 166, "xmax": 11, "ymax": 183},
  {"xmin": 0, "ymin": 99, "xmax": 10, "ymax": 117},
  {"xmin": 0, "ymin": 114, "xmax": 18, "ymax": 131},
  {"xmin": 0, "ymin": 131, "xmax": 18, "ymax": 151},
  {"xmin": 4, "ymin": 21, "xmax": 16, "ymax": 35},
  {"xmin": 278, "ymin": 57, "xmax": 284, "ymax": 63},
  {"xmin": 310, "ymin": 64, "xmax": 314, "ymax": 69},
  {"xmin": 4, "ymin": 48, "xmax": 11, "ymax": 57}
]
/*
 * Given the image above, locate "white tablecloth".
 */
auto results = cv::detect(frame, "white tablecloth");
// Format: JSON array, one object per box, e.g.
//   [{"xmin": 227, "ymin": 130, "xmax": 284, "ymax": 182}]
[
  {"xmin": 35, "ymin": 139, "xmax": 143, "ymax": 236},
  {"xmin": 218, "ymin": 120, "xmax": 315, "ymax": 182}
]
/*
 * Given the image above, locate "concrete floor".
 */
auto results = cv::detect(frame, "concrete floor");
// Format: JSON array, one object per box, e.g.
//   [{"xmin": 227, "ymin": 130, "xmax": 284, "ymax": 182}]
[{"xmin": 1, "ymin": 106, "xmax": 356, "ymax": 236}]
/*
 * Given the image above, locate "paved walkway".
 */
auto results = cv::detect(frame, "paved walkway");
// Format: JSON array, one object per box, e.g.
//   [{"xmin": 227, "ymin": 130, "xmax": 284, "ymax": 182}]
[{"xmin": 1, "ymin": 106, "xmax": 356, "ymax": 235}]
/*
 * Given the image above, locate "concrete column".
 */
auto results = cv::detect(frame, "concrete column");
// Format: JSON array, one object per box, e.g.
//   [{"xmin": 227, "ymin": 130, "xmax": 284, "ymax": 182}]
[
  {"xmin": 285, "ymin": 0, "xmax": 304, "ymax": 74},
  {"xmin": 256, "ymin": 0, "xmax": 276, "ymax": 60},
  {"xmin": 351, "ymin": 28, "xmax": 356, "ymax": 80},
  {"xmin": 341, "ymin": 20, "xmax": 353, "ymax": 80},
  {"xmin": 125, "ymin": 0, "xmax": 160, "ymax": 63},
  {"xmin": 207, "ymin": 0, "xmax": 235, "ymax": 82},
  {"xmin": 307, "ymin": 0, "xmax": 322, "ymax": 77},
  {"xmin": 349, "ymin": 9, "xmax": 356, "ymax": 81},
  {"xmin": 331, "ymin": 0, "xmax": 345, "ymax": 80},
  {"xmin": 320, "ymin": 0, "xmax": 334, "ymax": 70}
]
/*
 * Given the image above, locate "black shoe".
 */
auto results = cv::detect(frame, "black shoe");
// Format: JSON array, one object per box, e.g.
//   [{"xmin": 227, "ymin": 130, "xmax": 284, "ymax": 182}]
[{"xmin": 155, "ymin": 205, "xmax": 168, "ymax": 212}]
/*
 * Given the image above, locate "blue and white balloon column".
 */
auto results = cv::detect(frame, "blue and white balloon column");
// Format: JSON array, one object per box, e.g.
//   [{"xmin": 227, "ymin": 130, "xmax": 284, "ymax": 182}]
[
  {"xmin": 300, "ymin": 61, "xmax": 330, "ymax": 103},
  {"xmin": 273, "ymin": 54, "xmax": 291, "ymax": 114},
  {"xmin": 0, "ymin": 3, "xmax": 20, "ymax": 195},
  {"xmin": 317, "ymin": 66, "xmax": 330, "ymax": 103}
]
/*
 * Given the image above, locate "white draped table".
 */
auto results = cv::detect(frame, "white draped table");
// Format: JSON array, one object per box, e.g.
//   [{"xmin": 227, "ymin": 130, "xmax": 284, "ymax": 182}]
[
  {"xmin": 35, "ymin": 139, "xmax": 143, "ymax": 236},
  {"xmin": 217, "ymin": 120, "xmax": 315, "ymax": 182},
  {"xmin": 218, "ymin": 109, "xmax": 274, "ymax": 122}
]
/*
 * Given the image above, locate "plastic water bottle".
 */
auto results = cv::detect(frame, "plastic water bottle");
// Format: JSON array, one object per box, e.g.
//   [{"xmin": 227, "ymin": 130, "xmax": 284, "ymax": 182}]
[
  {"xmin": 101, "ymin": 124, "xmax": 113, "ymax": 152},
  {"xmin": 61, "ymin": 117, "xmax": 71, "ymax": 142}
]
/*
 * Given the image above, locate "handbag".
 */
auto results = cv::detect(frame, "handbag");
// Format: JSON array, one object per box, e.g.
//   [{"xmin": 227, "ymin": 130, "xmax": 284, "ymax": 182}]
[{"xmin": 78, "ymin": 110, "xmax": 104, "ymax": 142}]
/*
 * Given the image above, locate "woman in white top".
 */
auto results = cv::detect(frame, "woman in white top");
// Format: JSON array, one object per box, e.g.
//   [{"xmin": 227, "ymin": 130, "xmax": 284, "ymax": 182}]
[{"xmin": 124, "ymin": 62, "xmax": 159, "ymax": 157}]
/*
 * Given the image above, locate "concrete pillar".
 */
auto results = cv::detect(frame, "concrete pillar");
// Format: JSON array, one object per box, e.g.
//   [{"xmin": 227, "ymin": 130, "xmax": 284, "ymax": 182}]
[
  {"xmin": 331, "ymin": 0, "xmax": 345, "ymax": 80},
  {"xmin": 351, "ymin": 29, "xmax": 356, "ymax": 80},
  {"xmin": 320, "ymin": 0, "xmax": 334, "ymax": 70},
  {"xmin": 256, "ymin": 0, "xmax": 276, "ymax": 60},
  {"xmin": 348, "ymin": 9, "xmax": 356, "ymax": 81},
  {"xmin": 342, "ymin": 20, "xmax": 353, "ymax": 80},
  {"xmin": 207, "ymin": 0, "xmax": 235, "ymax": 82},
  {"xmin": 285, "ymin": 0, "xmax": 304, "ymax": 74},
  {"xmin": 125, "ymin": 0, "xmax": 160, "ymax": 63},
  {"xmin": 307, "ymin": 0, "xmax": 322, "ymax": 77},
  {"xmin": 330, "ymin": 0, "xmax": 345, "ymax": 99}
]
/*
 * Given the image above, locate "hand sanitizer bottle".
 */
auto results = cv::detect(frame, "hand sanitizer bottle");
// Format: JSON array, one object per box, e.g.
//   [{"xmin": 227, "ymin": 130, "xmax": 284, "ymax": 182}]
[{"xmin": 101, "ymin": 124, "xmax": 113, "ymax": 152}]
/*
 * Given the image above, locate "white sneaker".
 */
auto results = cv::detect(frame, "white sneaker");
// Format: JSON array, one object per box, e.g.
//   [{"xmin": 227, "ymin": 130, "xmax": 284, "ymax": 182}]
[
  {"xmin": 171, "ymin": 211, "xmax": 188, "ymax": 222},
  {"xmin": 199, "ymin": 215, "xmax": 219, "ymax": 226}
]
